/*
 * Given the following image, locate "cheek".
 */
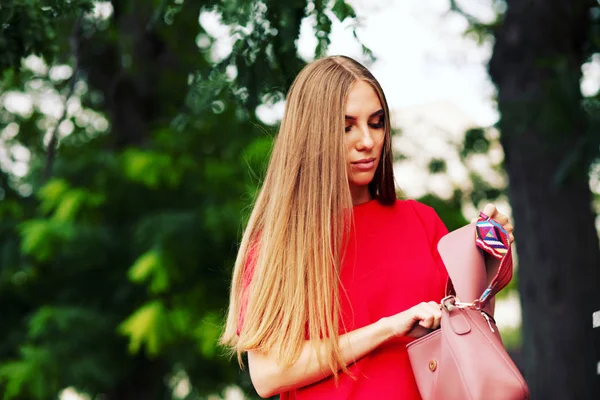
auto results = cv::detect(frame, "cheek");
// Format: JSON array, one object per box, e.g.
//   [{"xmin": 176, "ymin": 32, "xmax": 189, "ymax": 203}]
[
  {"xmin": 345, "ymin": 137, "xmax": 354, "ymax": 159},
  {"xmin": 375, "ymin": 132, "xmax": 385, "ymax": 155}
]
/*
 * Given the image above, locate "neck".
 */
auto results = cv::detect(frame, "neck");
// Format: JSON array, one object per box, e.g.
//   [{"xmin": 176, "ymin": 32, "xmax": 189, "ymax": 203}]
[{"xmin": 350, "ymin": 185, "xmax": 372, "ymax": 205}]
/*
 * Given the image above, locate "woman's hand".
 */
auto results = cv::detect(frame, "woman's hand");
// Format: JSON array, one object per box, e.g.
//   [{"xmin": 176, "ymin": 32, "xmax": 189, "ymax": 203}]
[
  {"xmin": 472, "ymin": 203, "xmax": 514, "ymax": 244},
  {"xmin": 382, "ymin": 301, "xmax": 442, "ymax": 339}
]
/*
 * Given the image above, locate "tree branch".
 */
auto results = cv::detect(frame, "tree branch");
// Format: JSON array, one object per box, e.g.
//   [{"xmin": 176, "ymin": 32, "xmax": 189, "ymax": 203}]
[
  {"xmin": 43, "ymin": 15, "xmax": 82, "ymax": 183},
  {"xmin": 447, "ymin": 0, "xmax": 498, "ymax": 38},
  {"xmin": 145, "ymin": 0, "xmax": 169, "ymax": 33}
]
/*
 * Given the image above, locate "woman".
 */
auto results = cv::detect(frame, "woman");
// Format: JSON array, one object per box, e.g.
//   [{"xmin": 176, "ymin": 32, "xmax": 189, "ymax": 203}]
[{"xmin": 221, "ymin": 56, "xmax": 513, "ymax": 399}]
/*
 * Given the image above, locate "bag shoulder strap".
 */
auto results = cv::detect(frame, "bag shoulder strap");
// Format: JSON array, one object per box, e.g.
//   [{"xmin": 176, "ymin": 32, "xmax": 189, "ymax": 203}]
[{"xmin": 474, "ymin": 212, "xmax": 513, "ymax": 306}]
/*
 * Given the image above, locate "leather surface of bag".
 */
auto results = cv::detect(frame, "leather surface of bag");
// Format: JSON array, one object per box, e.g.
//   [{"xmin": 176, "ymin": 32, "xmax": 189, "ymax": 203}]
[{"xmin": 406, "ymin": 217, "xmax": 530, "ymax": 400}]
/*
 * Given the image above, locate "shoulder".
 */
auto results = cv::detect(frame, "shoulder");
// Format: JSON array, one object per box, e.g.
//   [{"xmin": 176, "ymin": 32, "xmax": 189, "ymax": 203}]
[
  {"xmin": 394, "ymin": 199, "xmax": 440, "ymax": 221},
  {"xmin": 396, "ymin": 199, "xmax": 447, "ymax": 237}
]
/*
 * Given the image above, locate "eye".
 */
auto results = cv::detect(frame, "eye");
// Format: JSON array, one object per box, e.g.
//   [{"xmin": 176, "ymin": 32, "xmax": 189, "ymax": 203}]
[
  {"xmin": 345, "ymin": 125, "xmax": 352, "ymax": 133},
  {"xmin": 369, "ymin": 116, "xmax": 385, "ymax": 129}
]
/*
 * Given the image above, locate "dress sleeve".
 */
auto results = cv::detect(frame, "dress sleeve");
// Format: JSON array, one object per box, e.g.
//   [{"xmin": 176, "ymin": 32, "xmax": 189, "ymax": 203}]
[{"xmin": 236, "ymin": 243, "xmax": 258, "ymax": 335}]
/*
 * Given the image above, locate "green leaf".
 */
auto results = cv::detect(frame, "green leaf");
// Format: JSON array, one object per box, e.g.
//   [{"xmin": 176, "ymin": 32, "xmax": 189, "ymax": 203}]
[
  {"xmin": 19, "ymin": 219, "xmax": 75, "ymax": 261},
  {"xmin": 128, "ymin": 249, "xmax": 170, "ymax": 294},
  {"xmin": 331, "ymin": 0, "xmax": 356, "ymax": 22},
  {"xmin": 428, "ymin": 158, "xmax": 447, "ymax": 174},
  {"xmin": 461, "ymin": 128, "xmax": 490, "ymax": 158},
  {"xmin": 128, "ymin": 251, "xmax": 159, "ymax": 283},
  {"xmin": 52, "ymin": 189, "xmax": 85, "ymax": 222},
  {"xmin": 118, "ymin": 301, "xmax": 168, "ymax": 356},
  {"xmin": 27, "ymin": 306, "xmax": 95, "ymax": 340},
  {"xmin": 121, "ymin": 149, "xmax": 182, "ymax": 188},
  {"xmin": 19, "ymin": 220, "xmax": 50, "ymax": 259},
  {"xmin": 122, "ymin": 149, "xmax": 160, "ymax": 188},
  {"xmin": 168, "ymin": 307, "xmax": 193, "ymax": 335},
  {"xmin": 0, "ymin": 360, "xmax": 30, "ymax": 399},
  {"xmin": 38, "ymin": 179, "xmax": 70, "ymax": 214},
  {"xmin": 194, "ymin": 313, "xmax": 222, "ymax": 359},
  {"xmin": 38, "ymin": 180, "xmax": 105, "ymax": 221},
  {"xmin": 0, "ymin": 345, "xmax": 56, "ymax": 400}
]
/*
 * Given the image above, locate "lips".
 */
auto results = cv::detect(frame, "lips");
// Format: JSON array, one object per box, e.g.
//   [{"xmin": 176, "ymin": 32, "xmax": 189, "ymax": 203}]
[
  {"xmin": 352, "ymin": 157, "xmax": 375, "ymax": 164},
  {"xmin": 351, "ymin": 157, "xmax": 376, "ymax": 171}
]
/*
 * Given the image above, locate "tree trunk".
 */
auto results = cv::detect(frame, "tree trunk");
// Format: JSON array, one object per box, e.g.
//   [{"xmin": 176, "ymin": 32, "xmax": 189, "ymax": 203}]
[
  {"xmin": 79, "ymin": 0, "xmax": 204, "ymax": 147},
  {"xmin": 489, "ymin": 1, "xmax": 600, "ymax": 399},
  {"xmin": 75, "ymin": 1, "xmax": 204, "ymax": 397}
]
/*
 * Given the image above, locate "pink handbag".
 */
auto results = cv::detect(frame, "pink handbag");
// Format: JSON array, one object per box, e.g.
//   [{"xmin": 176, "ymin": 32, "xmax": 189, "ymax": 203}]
[{"xmin": 406, "ymin": 215, "xmax": 530, "ymax": 400}]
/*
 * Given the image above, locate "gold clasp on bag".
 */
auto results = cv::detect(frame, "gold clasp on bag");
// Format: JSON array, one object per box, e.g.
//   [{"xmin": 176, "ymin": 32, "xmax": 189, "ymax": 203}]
[
  {"xmin": 441, "ymin": 295, "xmax": 474, "ymax": 311},
  {"xmin": 428, "ymin": 359, "xmax": 437, "ymax": 372},
  {"xmin": 441, "ymin": 295, "xmax": 496, "ymax": 333},
  {"xmin": 441, "ymin": 295, "xmax": 483, "ymax": 312}
]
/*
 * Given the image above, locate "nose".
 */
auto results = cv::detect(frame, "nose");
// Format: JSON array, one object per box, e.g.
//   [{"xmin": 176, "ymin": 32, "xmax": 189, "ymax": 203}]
[{"xmin": 356, "ymin": 124, "xmax": 375, "ymax": 151}]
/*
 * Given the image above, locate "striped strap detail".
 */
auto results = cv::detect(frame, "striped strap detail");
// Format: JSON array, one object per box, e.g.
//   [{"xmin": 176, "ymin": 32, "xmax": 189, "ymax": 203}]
[
  {"xmin": 475, "ymin": 212, "xmax": 512, "ymax": 303},
  {"xmin": 475, "ymin": 212, "xmax": 509, "ymax": 259}
]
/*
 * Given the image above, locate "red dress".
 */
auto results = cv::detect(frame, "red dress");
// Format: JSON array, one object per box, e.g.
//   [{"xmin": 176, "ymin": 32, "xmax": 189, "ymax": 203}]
[{"xmin": 242, "ymin": 199, "xmax": 449, "ymax": 399}]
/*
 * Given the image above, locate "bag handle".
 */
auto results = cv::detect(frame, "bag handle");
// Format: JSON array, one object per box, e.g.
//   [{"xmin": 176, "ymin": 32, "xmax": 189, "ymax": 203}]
[
  {"xmin": 475, "ymin": 212, "xmax": 513, "ymax": 303},
  {"xmin": 444, "ymin": 212, "xmax": 513, "ymax": 311}
]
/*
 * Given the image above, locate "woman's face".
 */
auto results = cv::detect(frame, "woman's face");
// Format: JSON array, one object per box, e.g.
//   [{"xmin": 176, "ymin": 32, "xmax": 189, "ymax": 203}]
[{"xmin": 344, "ymin": 80, "xmax": 385, "ymax": 202}]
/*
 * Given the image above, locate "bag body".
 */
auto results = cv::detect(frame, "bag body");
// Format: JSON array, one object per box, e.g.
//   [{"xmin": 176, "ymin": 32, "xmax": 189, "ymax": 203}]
[
  {"xmin": 406, "ymin": 216, "xmax": 530, "ymax": 400},
  {"xmin": 407, "ymin": 300, "xmax": 529, "ymax": 400}
]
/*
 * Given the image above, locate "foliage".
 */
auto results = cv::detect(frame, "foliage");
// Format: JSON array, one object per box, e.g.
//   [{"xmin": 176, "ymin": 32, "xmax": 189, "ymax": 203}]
[
  {"xmin": 0, "ymin": 0, "xmax": 94, "ymax": 71},
  {"xmin": 0, "ymin": 0, "xmax": 379, "ymax": 398}
]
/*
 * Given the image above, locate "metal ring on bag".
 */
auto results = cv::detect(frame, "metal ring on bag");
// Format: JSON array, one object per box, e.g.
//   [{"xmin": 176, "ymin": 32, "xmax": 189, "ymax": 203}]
[{"xmin": 441, "ymin": 295, "xmax": 456, "ymax": 312}]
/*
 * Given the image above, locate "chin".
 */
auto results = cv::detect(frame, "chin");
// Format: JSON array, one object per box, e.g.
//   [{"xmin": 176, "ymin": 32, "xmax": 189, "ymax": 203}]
[{"xmin": 349, "ymin": 177, "xmax": 375, "ymax": 187}]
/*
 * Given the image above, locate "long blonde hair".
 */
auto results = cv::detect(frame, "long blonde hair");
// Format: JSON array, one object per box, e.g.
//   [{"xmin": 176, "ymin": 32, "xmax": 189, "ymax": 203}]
[{"xmin": 221, "ymin": 56, "xmax": 396, "ymax": 376}]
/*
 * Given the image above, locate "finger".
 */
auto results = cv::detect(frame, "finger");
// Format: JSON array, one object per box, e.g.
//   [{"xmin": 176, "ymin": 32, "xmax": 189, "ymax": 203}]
[
  {"xmin": 427, "ymin": 301, "xmax": 442, "ymax": 314},
  {"xmin": 407, "ymin": 304, "xmax": 429, "ymax": 325},
  {"xmin": 415, "ymin": 302, "xmax": 442, "ymax": 318},
  {"xmin": 494, "ymin": 214, "xmax": 509, "ymax": 225},
  {"xmin": 503, "ymin": 223, "xmax": 513, "ymax": 234},
  {"xmin": 509, "ymin": 233, "xmax": 514, "ymax": 243},
  {"xmin": 429, "ymin": 311, "xmax": 442, "ymax": 330},
  {"xmin": 421, "ymin": 301, "xmax": 441, "ymax": 314},
  {"xmin": 419, "ymin": 314, "xmax": 435, "ymax": 329},
  {"xmin": 413, "ymin": 303, "xmax": 436, "ymax": 328},
  {"xmin": 482, "ymin": 203, "xmax": 496, "ymax": 218},
  {"xmin": 420, "ymin": 302, "xmax": 442, "ymax": 327},
  {"xmin": 427, "ymin": 301, "xmax": 443, "ymax": 329}
]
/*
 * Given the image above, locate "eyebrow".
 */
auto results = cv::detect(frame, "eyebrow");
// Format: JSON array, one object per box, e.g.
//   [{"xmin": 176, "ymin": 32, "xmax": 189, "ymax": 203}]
[{"xmin": 345, "ymin": 109, "xmax": 384, "ymax": 121}]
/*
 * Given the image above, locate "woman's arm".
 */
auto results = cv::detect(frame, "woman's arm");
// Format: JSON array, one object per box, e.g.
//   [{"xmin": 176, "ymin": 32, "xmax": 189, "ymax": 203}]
[{"xmin": 248, "ymin": 301, "xmax": 442, "ymax": 398}]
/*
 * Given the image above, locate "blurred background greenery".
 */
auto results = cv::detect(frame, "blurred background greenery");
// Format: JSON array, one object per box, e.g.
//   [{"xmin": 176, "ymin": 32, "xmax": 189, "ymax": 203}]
[{"xmin": 0, "ymin": 0, "xmax": 598, "ymax": 399}]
